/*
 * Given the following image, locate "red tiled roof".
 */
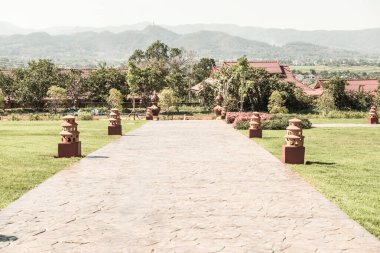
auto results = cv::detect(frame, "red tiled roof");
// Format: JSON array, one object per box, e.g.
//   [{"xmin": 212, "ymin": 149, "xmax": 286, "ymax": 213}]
[
  {"xmin": 315, "ymin": 79, "xmax": 379, "ymax": 94},
  {"xmin": 281, "ymin": 66, "xmax": 323, "ymax": 96},
  {"xmin": 223, "ymin": 61, "xmax": 283, "ymax": 74},
  {"xmin": 346, "ymin": 79, "xmax": 379, "ymax": 93}
]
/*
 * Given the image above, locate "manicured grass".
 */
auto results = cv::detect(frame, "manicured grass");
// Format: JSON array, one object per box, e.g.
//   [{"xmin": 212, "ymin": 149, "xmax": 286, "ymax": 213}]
[
  {"xmin": 309, "ymin": 118, "xmax": 367, "ymax": 124},
  {"xmin": 0, "ymin": 120, "xmax": 145, "ymax": 209},
  {"xmin": 241, "ymin": 127, "xmax": 380, "ymax": 239}
]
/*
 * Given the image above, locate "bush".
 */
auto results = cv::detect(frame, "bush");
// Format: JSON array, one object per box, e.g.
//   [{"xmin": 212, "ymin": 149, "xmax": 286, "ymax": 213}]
[
  {"xmin": 28, "ymin": 114, "xmax": 42, "ymax": 121},
  {"xmin": 325, "ymin": 110, "xmax": 367, "ymax": 119},
  {"xmin": 10, "ymin": 114, "xmax": 21, "ymax": 121},
  {"xmin": 262, "ymin": 114, "xmax": 312, "ymax": 130},
  {"xmin": 235, "ymin": 120, "xmax": 250, "ymax": 130},
  {"xmin": 78, "ymin": 112, "xmax": 93, "ymax": 120}
]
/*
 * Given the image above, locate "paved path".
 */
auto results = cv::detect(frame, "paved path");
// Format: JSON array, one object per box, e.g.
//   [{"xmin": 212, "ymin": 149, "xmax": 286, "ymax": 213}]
[{"xmin": 0, "ymin": 121, "xmax": 379, "ymax": 253}]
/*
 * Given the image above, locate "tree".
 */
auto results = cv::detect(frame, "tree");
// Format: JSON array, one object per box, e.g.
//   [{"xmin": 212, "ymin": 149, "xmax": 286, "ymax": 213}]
[
  {"xmin": 61, "ymin": 69, "xmax": 85, "ymax": 108},
  {"xmin": 13, "ymin": 59, "xmax": 61, "ymax": 109},
  {"xmin": 268, "ymin": 91, "xmax": 289, "ymax": 114},
  {"xmin": 0, "ymin": 89, "xmax": 4, "ymax": 109},
  {"xmin": 317, "ymin": 91, "xmax": 336, "ymax": 115},
  {"xmin": 159, "ymin": 87, "xmax": 179, "ymax": 112},
  {"xmin": 0, "ymin": 71, "xmax": 14, "ymax": 96},
  {"xmin": 46, "ymin": 85, "xmax": 67, "ymax": 113},
  {"xmin": 127, "ymin": 41, "xmax": 191, "ymax": 103},
  {"xmin": 192, "ymin": 58, "xmax": 216, "ymax": 83},
  {"xmin": 85, "ymin": 64, "xmax": 127, "ymax": 102},
  {"xmin": 107, "ymin": 88, "xmax": 123, "ymax": 111},
  {"xmin": 374, "ymin": 80, "xmax": 380, "ymax": 107},
  {"xmin": 324, "ymin": 77, "xmax": 347, "ymax": 109}
]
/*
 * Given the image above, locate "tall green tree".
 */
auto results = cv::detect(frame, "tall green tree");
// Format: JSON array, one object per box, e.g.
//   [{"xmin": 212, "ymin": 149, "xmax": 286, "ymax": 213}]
[
  {"xmin": 127, "ymin": 40, "xmax": 190, "ymax": 102},
  {"xmin": 107, "ymin": 88, "xmax": 123, "ymax": 111},
  {"xmin": 46, "ymin": 85, "xmax": 67, "ymax": 113},
  {"xmin": 192, "ymin": 58, "xmax": 216, "ymax": 83},
  {"xmin": 13, "ymin": 59, "xmax": 61, "ymax": 108},
  {"xmin": 85, "ymin": 64, "xmax": 127, "ymax": 102},
  {"xmin": 61, "ymin": 69, "xmax": 85, "ymax": 108},
  {"xmin": 324, "ymin": 77, "xmax": 347, "ymax": 109}
]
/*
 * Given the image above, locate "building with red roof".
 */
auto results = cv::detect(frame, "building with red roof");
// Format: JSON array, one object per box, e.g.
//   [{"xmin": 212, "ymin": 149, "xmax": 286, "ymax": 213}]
[
  {"xmin": 314, "ymin": 79, "xmax": 379, "ymax": 94},
  {"xmin": 198, "ymin": 61, "xmax": 322, "ymax": 96}
]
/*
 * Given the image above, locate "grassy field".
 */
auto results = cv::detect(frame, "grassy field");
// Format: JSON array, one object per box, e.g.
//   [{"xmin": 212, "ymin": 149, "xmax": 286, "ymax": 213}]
[
  {"xmin": 291, "ymin": 65, "xmax": 380, "ymax": 73},
  {"xmin": 241, "ymin": 127, "xmax": 380, "ymax": 239},
  {"xmin": 309, "ymin": 118, "xmax": 367, "ymax": 124},
  {"xmin": 0, "ymin": 120, "xmax": 145, "ymax": 209}
]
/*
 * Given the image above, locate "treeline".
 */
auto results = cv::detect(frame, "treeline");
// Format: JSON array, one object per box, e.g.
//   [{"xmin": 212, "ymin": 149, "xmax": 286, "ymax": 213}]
[{"xmin": 0, "ymin": 41, "xmax": 216, "ymax": 111}]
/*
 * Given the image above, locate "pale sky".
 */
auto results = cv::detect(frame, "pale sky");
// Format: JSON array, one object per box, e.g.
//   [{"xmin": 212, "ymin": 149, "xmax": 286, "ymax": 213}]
[{"xmin": 1, "ymin": 0, "xmax": 379, "ymax": 30}]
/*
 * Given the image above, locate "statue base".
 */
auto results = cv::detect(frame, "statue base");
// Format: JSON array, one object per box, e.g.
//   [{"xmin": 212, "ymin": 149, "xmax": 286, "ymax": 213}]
[
  {"xmin": 281, "ymin": 145, "xmax": 305, "ymax": 164},
  {"xmin": 108, "ymin": 125, "xmax": 122, "ymax": 135},
  {"xmin": 249, "ymin": 129, "xmax": 262, "ymax": 138},
  {"xmin": 368, "ymin": 117, "xmax": 378, "ymax": 124},
  {"xmin": 58, "ymin": 142, "xmax": 81, "ymax": 158}
]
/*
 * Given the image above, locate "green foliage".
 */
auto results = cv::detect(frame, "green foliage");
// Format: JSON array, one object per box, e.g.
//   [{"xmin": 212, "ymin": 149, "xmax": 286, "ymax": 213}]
[
  {"xmin": 85, "ymin": 65, "xmax": 127, "ymax": 102},
  {"xmin": 235, "ymin": 120, "xmax": 250, "ymax": 130},
  {"xmin": 12, "ymin": 59, "xmax": 62, "ymax": 108},
  {"xmin": 0, "ymin": 71, "xmax": 14, "ymax": 95},
  {"xmin": 77, "ymin": 112, "xmax": 94, "ymax": 120},
  {"xmin": 46, "ymin": 85, "xmax": 67, "ymax": 113},
  {"xmin": 262, "ymin": 115, "xmax": 312, "ymax": 130},
  {"xmin": 215, "ymin": 56, "xmax": 306, "ymax": 112},
  {"xmin": 61, "ymin": 69, "xmax": 85, "ymax": 108},
  {"xmin": 0, "ymin": 89, "xmax": 4, "ymax": 109},
  {"xmin": 159, "ymin": 88, "xmax": 179, "ymax": 112},
  {"xmin": 192, "ymin": 58, "xmax": 216, "ymax": 83},
  {"xmin": 324, "ymin": 77, "xmax": 347, "ymax": 109},
  {"xmin": 317, "ymin": 92, "xmax": 337, "ymax": 115},
  {"xmin": 324, "ymin": 110, "xmax": 367, "ymax": 119},
  {"xmin": 127, "ymin": 41, "xmax": 191, "ymax": 104},
  {"xmin": 197, "ymin": 80, "xmax": 218, "ymax": 109},
  {"xmin": 268, "ymin": 91, "xmax": 289, "ymax": 114},
  {"xmin": 106, "ymin": 88, "xmax": 123, "ymax": 111}
]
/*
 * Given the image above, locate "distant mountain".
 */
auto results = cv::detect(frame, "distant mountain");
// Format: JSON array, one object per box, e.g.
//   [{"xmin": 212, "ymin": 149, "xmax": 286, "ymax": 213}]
[
  {"xmin": 164, "ymin": 24, "xmax": 380, "ymax": 54},
  {"xmin": 0, "ymin": 21, "xmax": 34, "ymax": 35},
  {"xmin": 0, "ymin": 21, "xmax": 379, "ymax": 55},
  {"xmin": 0, "ymin": 25, "xmax": 375, "ymax": 67}
]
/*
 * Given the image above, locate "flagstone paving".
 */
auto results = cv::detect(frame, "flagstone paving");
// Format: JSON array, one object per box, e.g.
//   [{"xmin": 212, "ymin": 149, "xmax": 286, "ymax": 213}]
[{"xmin": 0, "ymin": 120, "xmax": 379, "ymax": 253}]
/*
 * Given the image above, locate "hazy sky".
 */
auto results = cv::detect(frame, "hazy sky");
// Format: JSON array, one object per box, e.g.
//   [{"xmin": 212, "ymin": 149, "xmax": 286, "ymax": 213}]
[{"xmin": 1, "ymin": 0, "xmax": 379, "ymax": 30}]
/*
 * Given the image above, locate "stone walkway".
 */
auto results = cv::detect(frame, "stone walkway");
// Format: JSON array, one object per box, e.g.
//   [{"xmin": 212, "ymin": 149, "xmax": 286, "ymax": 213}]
[{"xmin": 0, "ymin": 121, "xmax": 379, "ymax": 253}]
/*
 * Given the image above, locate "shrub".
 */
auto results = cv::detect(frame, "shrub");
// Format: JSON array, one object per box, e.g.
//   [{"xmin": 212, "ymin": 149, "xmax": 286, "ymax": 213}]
[
  {"xmin": 28, "ymin": 114, "xmax": 42, "ymax": 121},
  {"xmin": 325, "ymin": 110, "xmax": 367, "ymax": 119},
  {"xmin": 78, "ymin": 112, "xmax": 93, "ymax": 120},
  {"xmin": 107, "ymin": 88, "xmax": 123, "ymax": 111},
  {"xmin": 263, "ymin": 114, "xmax": 312, "ymax": 130},
  {"xmin": 235, "ymin": 120, "xmax": 250, "ymax": 130},
  {"xmin": 10, "ymin": 114, "xmax": 21, "ymax": 121},
  {"xmin": 268, "ymin": 91, "xmax": 289, "ymax": 114}
]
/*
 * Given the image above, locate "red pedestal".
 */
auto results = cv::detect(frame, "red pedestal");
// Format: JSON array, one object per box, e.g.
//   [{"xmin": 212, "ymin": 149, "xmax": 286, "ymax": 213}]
[
  {"xmin": 249, "ymin": 129, "xmax": 262, "ymax": 138},
  {"xmin": 281, "ymin": 145, "xmax": 305, "ymax": 164},
  {"xmin": 58, "ymin": 142, "xmax": 81, "ymax": 158},
  {"xmin": 368, "ymin": 117, "xmax": 378, "ymax": 124},
  {"xmin": 108, "ymin": 125, "xmax": 122, "ymax": 135},
  {"xmin": 146, "ymin": 116, "xmax": 153, "ymax": 120}
]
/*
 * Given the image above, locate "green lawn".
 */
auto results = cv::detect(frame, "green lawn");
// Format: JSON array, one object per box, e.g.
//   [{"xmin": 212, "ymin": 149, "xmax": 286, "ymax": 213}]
[
  {"xmin": 241, "ymin": 127, "xmax": 380, "ymax": 239},
  {"xmin": 0, "ymin": 120, "xmax": 145, "ymax": 209},
  {"xmin": 309, "ymin": 118, "xmax": 367, "ymax": 124}
]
